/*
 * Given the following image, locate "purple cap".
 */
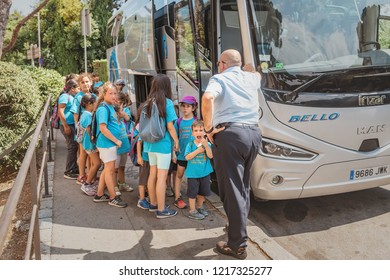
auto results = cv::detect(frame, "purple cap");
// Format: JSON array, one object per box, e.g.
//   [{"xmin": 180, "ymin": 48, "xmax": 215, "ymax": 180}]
[{"xmin": 180, "ymin": 95, "xmax": 197, "ymax": 105}]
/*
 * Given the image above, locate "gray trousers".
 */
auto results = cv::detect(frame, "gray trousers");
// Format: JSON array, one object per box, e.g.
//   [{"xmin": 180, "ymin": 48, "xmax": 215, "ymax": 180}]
[
  {"xmin": 212, "ymin": 124, "xmax": 261, "ymax": 250},
  {"xmin": 60, "ymin": 124, "xmax": 79, "ymax": 174}
]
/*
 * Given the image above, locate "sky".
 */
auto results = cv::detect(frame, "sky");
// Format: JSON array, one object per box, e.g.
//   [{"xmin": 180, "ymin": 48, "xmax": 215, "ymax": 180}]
[{"xmin": 10, "ymin": 0, "xmax": 37, "ymax": 16}]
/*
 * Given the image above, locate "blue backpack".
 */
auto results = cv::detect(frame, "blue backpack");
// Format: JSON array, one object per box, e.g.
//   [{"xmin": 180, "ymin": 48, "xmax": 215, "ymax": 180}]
[{"xmin": 90, "ymin": 103, "xmax": 110, "ymax": 145}]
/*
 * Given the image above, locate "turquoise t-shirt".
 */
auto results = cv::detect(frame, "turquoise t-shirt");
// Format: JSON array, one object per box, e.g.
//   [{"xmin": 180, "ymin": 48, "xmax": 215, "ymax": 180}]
[
  {"xmin": 175, "ymin": 117, "xmax": 195, "ymax": 161},
  {"xmin": 117, "ymin": 121, "xmax": 130, "ymax": 155},
  {"xmin": 123, "ymin": 107, "xmax": 134, "ymax": 134},
  {"xmin": 79, "ymin": 111, "xmax": 95, "ymax": 151},
  {"xmin": 58, "ymin": 93, "xmax": 74, "ymax": 125},
  {"xmin": 96, "ymin": 103, "xmax": 122, "ymax": 148},
  {"xmin": 70, "ymin": 92, "xmax": 97, "ymax": 117},
  {"xmin": 94, "ymin": 81, "xmax": 103, "ymax": 88},
  {"xmin": 184, "ymin": 141, "xmax": 213, "ymax": 179},
  {"xmin": 70, "ymin": 91, "xmax": 84, "ymax": 116},
  {"xmin": 123, "ymin": 107, "xmax": 132, "ymax": 120},
  {"xmin": 143, "ymin": 98, "xmax": 178, "ymax": 154}
]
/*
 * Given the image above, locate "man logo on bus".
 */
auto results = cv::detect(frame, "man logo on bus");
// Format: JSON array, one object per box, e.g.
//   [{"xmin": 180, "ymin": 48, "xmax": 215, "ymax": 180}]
[{"xmin": 289, "ymin": 113, "xmax": 340, "ymax": 122}]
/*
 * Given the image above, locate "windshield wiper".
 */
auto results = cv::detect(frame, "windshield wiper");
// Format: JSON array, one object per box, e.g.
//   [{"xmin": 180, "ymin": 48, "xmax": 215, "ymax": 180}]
[{"xmin": 283, "ymin": 73, "xmax": 325, "ymax": 102}]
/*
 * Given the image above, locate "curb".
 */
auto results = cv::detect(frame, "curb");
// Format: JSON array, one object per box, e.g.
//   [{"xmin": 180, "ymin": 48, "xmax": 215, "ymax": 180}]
[{"xmin": 207, "ymin": 190, "xmax": 297, "ymax": 260}]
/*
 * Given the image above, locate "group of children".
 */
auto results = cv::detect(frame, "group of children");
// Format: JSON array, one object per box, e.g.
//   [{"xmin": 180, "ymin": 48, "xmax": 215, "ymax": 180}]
[{"xmin": 58, "ymin": 72, "xmax": 213, "ymax": 220}]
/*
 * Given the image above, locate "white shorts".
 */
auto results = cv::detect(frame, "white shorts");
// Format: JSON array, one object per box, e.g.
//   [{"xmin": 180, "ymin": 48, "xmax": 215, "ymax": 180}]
[
  {"xmin": 148, "ymin": 152, "xmax": 171, "ymax": 170},
  {"xmin": 97, "ymin": 146, "xmax": 117, "ymax": 163},
  {"xmin": 115, "ymin": 153, "xmax": 128, "ymax": 169}
]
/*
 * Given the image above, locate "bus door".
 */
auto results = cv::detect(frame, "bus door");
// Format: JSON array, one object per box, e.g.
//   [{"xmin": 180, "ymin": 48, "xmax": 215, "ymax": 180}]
[
  {"xmin": 216, "ymin": 0, "xmax": 244, "ymax": 64},
  {"xmin": 153, "ymin": 0, "xmax": 213, "ymax": 109}
]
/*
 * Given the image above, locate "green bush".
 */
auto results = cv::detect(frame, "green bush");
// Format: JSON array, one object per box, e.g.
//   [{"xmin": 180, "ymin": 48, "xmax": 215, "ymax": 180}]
[
  {"xmin": 0, "ymin": 62, "xmax": 52, "ymax": 171},
  {"xmin": 26, "ymin": 66, "xmax": 64, "ymax": 104},
  {"xmin": 93, "ymin": 59, "xmax": 108, "ymax": 82}
]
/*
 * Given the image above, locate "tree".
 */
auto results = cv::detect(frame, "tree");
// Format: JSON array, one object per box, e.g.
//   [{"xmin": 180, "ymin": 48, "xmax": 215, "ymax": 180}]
[
  {"xmin": 1, "ymin": 0, "xmax": 50, "ymax": 58},
  {"xmin": 2, "ymin": 11, "xmax": 26, "ymax": 64},
  {"xmin": 2, "ymin": 0, "xmax": 126, "ymax": 74},
  {"xmin": 41, "ymin": 0, "xmax": 100, "ymax": 74},
  {"xmin": 88, "ymin": 0, "xmax": 124, "ymax": 59},
  {"xmin": 0, "ymin": 0, "xmax": 12, "ymax": 58}
]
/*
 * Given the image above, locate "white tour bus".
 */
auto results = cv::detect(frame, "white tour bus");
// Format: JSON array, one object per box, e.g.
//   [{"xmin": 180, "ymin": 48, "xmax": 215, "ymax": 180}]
[{"xmin": 107, "ymin": 0, "xmax": 390, "ymax": 200}]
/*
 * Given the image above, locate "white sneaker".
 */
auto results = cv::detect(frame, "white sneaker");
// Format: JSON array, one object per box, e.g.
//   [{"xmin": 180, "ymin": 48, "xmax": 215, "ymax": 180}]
[
  {"xmin": 118, "ymin": 183, "xmax": 134, "ymax": 192},
  {"xmin": 165, "ymin": 187, "xmax": 174, "ymax": 197},
  {"xmin": 114, "ymin": 186, "xmax": 121, "ymax": 196}
]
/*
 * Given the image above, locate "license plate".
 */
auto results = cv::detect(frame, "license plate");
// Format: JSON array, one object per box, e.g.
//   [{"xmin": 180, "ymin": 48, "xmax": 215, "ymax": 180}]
[{"xmin": 350, "ymin": 165, "xmax": 389, "ymax": 180}]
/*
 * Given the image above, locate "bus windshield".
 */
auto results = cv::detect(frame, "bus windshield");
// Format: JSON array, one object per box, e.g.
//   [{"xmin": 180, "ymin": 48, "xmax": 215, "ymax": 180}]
[{"xmin": 250, "ymin": 0, "xmax": 390, "ymax": 74}]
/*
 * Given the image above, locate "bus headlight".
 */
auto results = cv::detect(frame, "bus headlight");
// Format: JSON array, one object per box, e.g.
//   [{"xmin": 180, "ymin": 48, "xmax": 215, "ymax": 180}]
[{"xmin": 259, "ymin": 138, "xmax": 317, "ymax": 161}]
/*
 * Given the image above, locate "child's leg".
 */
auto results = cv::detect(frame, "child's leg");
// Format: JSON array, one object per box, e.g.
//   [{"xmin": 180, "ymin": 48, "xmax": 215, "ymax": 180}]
[
  {"xmin": 147, "ymin": 165, "xmax": 157, "ymax": 206},
  {"xmin": 96, "ymin": 168, "xmax": 106, "ymax": 196},
  {"xmin": 78, "ymin": 144, "xmax": 87, "ymax": 178},
  {"xmin": 196, "ymin": 195, "xmax": 205, "ymax": 208},
  {"xmin": 104, "ymin": 160, "xmax": 117, "ymax": 199},
  {"xmin": 156, "ymin": 168, "xmax": 169, "ymax": 211},
  {"xmin": 117, "ymin": 153, "xmax": 127, "ymax": 184},
  {"xmin": 196, "ymin": 175, "xmax": 211, "ymax": 216},
  {"xmin": 86, "ymin": 154, "xmax": 91, "ymax": 174},
  {"xmin": 117, "ymin": 166, "xmax": 124, "ymax": 183},
  {"xmin": 187, "ymin": 178, "xmax": 205, "ymax": 219},
  {"xmin": 138, "ymin": 185, "xmax": 146, "ymax": 199},
  {"xmin": 86, "ymin": 151, "xmax": 100, "ymax": 184},
  {"xmin": 138, "ymin": 162, "xmax": 150, "ymax": 200},
  {"xmin": 188, "ymin": 198, "xmax": 196, "ymax": 212},
  {"xmin": 174, "ymin": 165, "xmax": 185, "ymax": 200}
]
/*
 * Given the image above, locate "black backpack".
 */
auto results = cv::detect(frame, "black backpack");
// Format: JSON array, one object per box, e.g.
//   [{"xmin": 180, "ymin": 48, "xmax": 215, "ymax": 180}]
[{"xmin": 90, "ymin": 103, "xmax": 111, "ymax": 145}]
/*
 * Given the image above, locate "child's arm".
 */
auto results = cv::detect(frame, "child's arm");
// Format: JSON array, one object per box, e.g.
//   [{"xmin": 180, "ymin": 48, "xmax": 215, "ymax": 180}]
[
  {"xmin": 167, "ymin": 122, "xmax": 179, "ymax": 152},
  {"xmin": 185, "ymin": 145, "xmax": 204, "ymax": 161},
  {"xmin": 201, "ymin": 138, "xmax": 213, "ymax": 159},
  {"xmin": 171, "ymin": 150, "xmax": 177, "ymax": 163},
  {"xmin": 100, "ymin": 123, "xmax": 122, "ymax": 147},
  {"xmin": 58, "ymin": 104, "xmax": 70, "ymax": 135},
  {"xmin": 137, "ymin": 140, "xmax": 144, "ymax": 166}
]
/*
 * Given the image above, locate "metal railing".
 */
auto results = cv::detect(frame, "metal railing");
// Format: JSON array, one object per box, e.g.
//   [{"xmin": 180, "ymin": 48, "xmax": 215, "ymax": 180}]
[{"xmin": 0, "ymin": 95, "xmax": 52, "ymax": 260}]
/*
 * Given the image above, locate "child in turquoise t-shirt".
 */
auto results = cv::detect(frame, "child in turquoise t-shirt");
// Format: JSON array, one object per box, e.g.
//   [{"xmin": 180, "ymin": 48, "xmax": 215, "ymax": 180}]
[
  {"xmin": 136, "ymin": 136, "xmax": 151, "ymax": 210},
  {"xmin": 184, "ymin": 120, "xmax": 213, "ymax": 220},
  {"xmin": 79, "ymin": 94, "xmax": 101, "ymax": 196},
  {"xmin": 173, "ymin": 95, "xmax": 198, "ymax": 209},
  {"xmin": 114, "ymin": 91, "xmax": 133, "ymax": 195}
]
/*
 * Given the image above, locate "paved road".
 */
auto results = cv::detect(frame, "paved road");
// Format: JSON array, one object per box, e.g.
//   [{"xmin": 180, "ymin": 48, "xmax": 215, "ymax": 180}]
[{"xmin": 248, "ymin": 186, "xmax": 390, "ymax": 259}]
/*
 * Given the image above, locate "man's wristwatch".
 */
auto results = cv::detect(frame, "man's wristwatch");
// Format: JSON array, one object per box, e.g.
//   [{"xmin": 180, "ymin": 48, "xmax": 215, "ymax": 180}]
[{"xmin": 205, "ymin": 126, "xmax": 214, "ymax": 134}]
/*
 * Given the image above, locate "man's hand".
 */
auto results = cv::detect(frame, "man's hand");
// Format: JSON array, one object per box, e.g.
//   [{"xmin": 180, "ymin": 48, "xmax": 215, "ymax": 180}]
[
  {"xmin": 206, "ymin": 126, "xmax": 225, "ymax": 144},
  {"xmin": 242, "ymin": 63, "xmax": 255, "ymax": 72}
]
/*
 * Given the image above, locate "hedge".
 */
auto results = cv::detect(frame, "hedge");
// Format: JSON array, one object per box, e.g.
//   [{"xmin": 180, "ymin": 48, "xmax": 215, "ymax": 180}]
[{"xmin": 0, "ymin": 62, "xmax": 63, "ymax": 172}]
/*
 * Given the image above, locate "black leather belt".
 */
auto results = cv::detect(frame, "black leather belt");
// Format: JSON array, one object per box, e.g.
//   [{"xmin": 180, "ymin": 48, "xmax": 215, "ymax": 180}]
[{"xmin": 216, "ymin": 122, "xmax": 259, "ymax": 129}]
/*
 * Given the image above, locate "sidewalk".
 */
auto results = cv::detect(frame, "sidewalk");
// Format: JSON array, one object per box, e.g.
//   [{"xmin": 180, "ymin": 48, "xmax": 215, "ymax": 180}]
[{"xmin": 39, "ymin": 130, "xmax": 294, "ymax": 260}]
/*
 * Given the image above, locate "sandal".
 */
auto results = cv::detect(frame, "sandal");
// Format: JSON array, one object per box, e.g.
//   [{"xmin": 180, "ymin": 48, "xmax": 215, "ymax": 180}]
[{"xmin": 216, "ymin": 241, "xmax": 247, "ymax": 260}]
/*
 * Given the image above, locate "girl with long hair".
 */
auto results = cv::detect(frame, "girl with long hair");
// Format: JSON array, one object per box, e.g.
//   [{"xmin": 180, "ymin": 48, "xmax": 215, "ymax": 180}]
[{"xmin": 143, "ymin": 74, "xmax": 179, "ymax": 218}]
